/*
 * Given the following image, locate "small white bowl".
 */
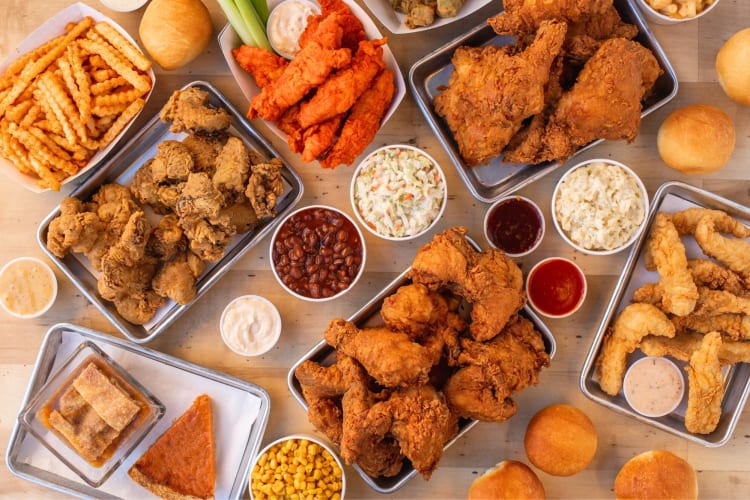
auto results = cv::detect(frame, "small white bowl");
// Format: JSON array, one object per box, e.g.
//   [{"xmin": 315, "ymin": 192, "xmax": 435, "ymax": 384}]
[
  {"xmin": 635, "ymin": 0, "xmax": 720, "ymax": 24},
  {"xmin": 0, "ymin": 257, "xmax": 58, "ymax": 319},
  {"xmin": 220, "ymin": 295, "xmax": 282, "ymax": 357},
  {"xmin": 525, "ymin": 257, "xmax": 587, "ymax": 319},
  {"xmin": 551, "ymin": 158, "xmax": 649, "ymax": 256},
  {"xmin": 99, "ymin": 0, "xmax": 149, "ymax": 12},
  {"xmin": 483, "ymin": 195, "xmax": 545, "ymax": 257},
  {"xmin": 270, "ymin": 205, "xmax": 366, "ymax": 302},
  {"xmin": 350, "ymin": 144, "xmax": 447, "ymax": 241},
  {"xmin": 623, "ymin": 356, "xmax": 685, "ymax": 418},
  {"xmin": 249, "ymin": 434, "xmax": 346, "ymax": 500},
  {"xmin": 266, "ymin": 0, "xmax": 321, "ymax": 59}
]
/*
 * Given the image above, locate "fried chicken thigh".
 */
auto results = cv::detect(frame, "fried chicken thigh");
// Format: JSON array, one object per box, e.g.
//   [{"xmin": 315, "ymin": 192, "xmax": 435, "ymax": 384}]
[
  {"xmin": 489, "ymin": 0, "xmax": 612, "ymax": 34},
  {"xmin": 434, "ymin": 19, "xmax": 567, "ymax": 166}
]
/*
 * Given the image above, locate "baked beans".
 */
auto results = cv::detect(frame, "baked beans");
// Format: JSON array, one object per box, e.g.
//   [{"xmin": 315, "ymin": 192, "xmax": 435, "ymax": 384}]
[{"xmin": 273, "ymin": 207, "xmax": 363, "ymax": 299}]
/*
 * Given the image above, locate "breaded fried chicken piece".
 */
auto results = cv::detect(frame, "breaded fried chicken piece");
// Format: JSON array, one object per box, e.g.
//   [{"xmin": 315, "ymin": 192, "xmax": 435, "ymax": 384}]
[
  {"xmin": 684, "ymin": 331, "xmax": 724, "ymax": 434},
  {"xmin": 218, "ymin": 200, "xmax": 259, "ymax": 234},
  {"xmin": 640, "ymin": 331, "xmax": 750, "ymax": 365},
  {"xmin": 86, "ymin": 184, "xmax": 140, "ymax": 271},
  {"xmin": 150, "ymin": 140, "xmax": 194, "ymax": 184},
  {"xmin": 538, "ymin": 38, "xmax": 662, "ymax": 162},
  {"xmin": 695, "ymin": 215, "xmax": 750, "ymax": 287},
  {"xmin": 671, "ymin": 207, "xmax": 750, "ymax": 238},
  {"xmin": 179, "ymin": 215, "xmax": 233, "ymax": 262},
  {"xmin": 115, "ymin": 291, "xmax": 166, "ymax": 326},
  {"xmin": 245, "ymin": 158, "xmax": 284, "ymax": 218},
  {"xmin": 300, "ymin": 114, "xmax": 344, "ymax": 162},
  {"xmin": 671, "ymin": 313, "xmax": 750, "ymax": 341},
  {"xmin": 488, "ymin": 0, "xmax": 612, "ymax": 35},
  {"xmin": 320, "ymin": 69, "xmax": 395, "ymax": 168},
  {"xmin": 564, "ymin": 4, "xmax": 639, "ymax": 60},
  {"xmin": 130, "ymin": 159, "xmax": 170, "ymax": 214},
  {"xmin": 152, "ymin": 250, "xmax": 205, "ymax": 305},
  {"xmin": 46, "ymin": 197, "xmax": 102, "ymax": 258},
  {"xmin": 146, "ymin": 214, "xmax": 185, "ymax": 261},
  {"xmin": 300, "ymin": 0, "xmax": 365, "ymax": 52},
  {"xmin": 160, "ymin": 87, "xmax": 231, "ymax": 135},
  {"xmin": 212, "ymin": 136, "xmax": 250, "ymax": 202},
  {"xmin": 434, "ymin": 20, "xmax": 567, "ymax": 166},
  {"xmin": 175, "ymin": 172, "xmax": 225, "ymax": 220},
  {"xmin": 381, "ymin": 283, "xmax": 450, "ymax": 337},
  {"xmin": 181, "ymin": 134, "xmax": 226, "ymax": 175}
]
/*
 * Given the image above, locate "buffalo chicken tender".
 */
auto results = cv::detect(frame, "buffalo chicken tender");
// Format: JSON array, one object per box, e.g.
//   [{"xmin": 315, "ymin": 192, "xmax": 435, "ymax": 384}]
[{"xmin": 554, "ymin": 162, "xmax": 646, "ymax": 251}]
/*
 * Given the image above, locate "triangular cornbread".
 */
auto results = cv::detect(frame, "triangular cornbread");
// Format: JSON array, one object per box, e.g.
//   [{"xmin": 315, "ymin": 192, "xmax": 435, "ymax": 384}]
[{"xmin": 128, "ymin": 394, "xmax": 215, "ymax": 499}]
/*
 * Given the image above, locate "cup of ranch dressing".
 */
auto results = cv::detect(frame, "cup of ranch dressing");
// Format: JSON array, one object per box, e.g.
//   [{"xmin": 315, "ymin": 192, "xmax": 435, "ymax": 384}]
[{"xmin": 220, "ymin": 295, "xmax": 282, "ymax": 356}]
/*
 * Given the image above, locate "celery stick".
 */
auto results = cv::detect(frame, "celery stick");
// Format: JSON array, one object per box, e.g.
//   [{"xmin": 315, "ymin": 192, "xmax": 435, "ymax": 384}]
[
  {"xmin": 251, "ymin": 0, "xmax": 270, "ymax": 24},
  {"xmin": 235, "ymin": 0, "xmax": 272, "ymax": 51},
  {"xmin": 217, "ymin": 0, "xmax": 258, "ymax": 46}
]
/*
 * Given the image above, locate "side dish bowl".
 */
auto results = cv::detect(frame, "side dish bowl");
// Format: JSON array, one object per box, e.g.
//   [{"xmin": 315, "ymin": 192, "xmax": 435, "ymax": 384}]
[
  {"xmin": 635, "ymin": 0, "xmax": 720, "ymax": 24},
  {"xmin": 483, "ymin": 195, "xmax": 545, "ymax": 257},
  {"xmin": 0, "ymin": 256, "xmax": 58, "ymax": 319}
]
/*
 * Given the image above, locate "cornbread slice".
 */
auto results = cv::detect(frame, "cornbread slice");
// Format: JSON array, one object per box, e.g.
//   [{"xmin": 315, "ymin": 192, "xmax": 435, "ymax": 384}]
[{"xmin": 128, "ymin": 394, "xmax": 215, "ymax": 499}]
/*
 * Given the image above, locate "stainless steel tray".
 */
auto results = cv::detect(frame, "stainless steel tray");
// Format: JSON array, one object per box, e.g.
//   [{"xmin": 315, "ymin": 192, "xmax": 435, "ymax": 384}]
[
  {"xmin": 408, "ymin": 0, "xmax": 678, "ymax": 203},
  {"xmin": 288, "ymin": 258, "xmax": 556, "ymax": 493},
  {"xmin": 580, "ymin": 181, "xmax": 750, "ymax": 447},
  {"xmin": 37, "ymin": 81, "xmax": 304, "ymax": 344},
  {"xmin": 6, "ymin": 323, "xmax": 271, "ymax": 499}
]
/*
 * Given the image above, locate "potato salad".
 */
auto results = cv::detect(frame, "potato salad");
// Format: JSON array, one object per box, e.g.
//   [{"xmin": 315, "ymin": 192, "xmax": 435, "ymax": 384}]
[{"xmin": 353, "ymin": 147, "xmax": 445, "ymax": 239}]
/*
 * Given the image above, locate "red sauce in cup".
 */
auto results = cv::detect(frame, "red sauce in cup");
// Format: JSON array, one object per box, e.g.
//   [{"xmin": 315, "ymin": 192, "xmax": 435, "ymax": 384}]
[
  {"xmin": 486, "ymin": 197, "xmax": 543, "ymax": 255},
  {"xmin": 527, "ymin": 258, "xmax": 586, "ymax": 317}
]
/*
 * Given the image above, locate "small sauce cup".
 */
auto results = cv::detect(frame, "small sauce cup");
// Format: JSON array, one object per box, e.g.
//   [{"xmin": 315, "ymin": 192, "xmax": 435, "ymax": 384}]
[
  {"xmin": 0, "ymin": 256, "xmax": 57, "ymax": 319},
  {"xmin": 266, "ymin": 0, "xmax": 321, "ymax": 59},
  {"xmin": 624, "ymin": 356, "xmax": 685, "ymax": 418},
  {"xmin": 484, "ymin": 195, "xmax": 544, "ymax": 257},
  {"xmin": 220, "ymin": 295, "xmax": 282, "ymax": 356},
  {"xmin": 526, "ymin": 257, "xmax": 586, "ymax": 319}
]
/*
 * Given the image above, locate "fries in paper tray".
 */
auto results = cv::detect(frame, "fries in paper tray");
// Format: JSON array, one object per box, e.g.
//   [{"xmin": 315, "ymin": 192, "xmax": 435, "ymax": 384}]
[{"xmin": 0, "ymin": 3, "xmax": 155, "ymax": 192}]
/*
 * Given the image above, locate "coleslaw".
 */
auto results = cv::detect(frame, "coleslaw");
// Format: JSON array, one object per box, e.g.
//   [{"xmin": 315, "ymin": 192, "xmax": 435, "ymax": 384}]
[{"xmin": 353, "ymin": 146, "xmax": 445, "ymax": 239}]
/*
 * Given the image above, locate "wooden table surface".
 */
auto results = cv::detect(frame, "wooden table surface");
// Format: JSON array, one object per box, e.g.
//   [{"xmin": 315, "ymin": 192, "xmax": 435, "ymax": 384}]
[{"xmin": 1, "ymin": 0, "xmax": 749, "ymax": 498}]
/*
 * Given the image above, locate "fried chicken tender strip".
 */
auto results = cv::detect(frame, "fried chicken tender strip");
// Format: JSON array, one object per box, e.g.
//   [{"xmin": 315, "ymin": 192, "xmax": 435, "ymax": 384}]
[
  {"xmin": 670, "ymin": 207, "xmax": 750, "ymax": 238},
  {"xmin": 300, "ymin": 0, "xmax": 365, "ymax": 52},
  {"xmin": 596, "ymin": 303, "xmax": 675, "ymax": 396},
  {"xmin": 324, "ymin": 318, "xmax": 435, "ymax": 387},
  {"xmin": 687, "ymin": 259, "xmax": 748, "ymax": 296},
  {"xmin": 248, "ymin": 14, "xmax": 352, "ymax": 122},
  {"xmin": 672, "ymin": 313, "xmax": 750, "ymax": 341},
  {"xmin": 362, "ymin": 385, "xmax": 458, "ymax": 479},
  {"xmin": 160, "ymin": 87, "xmax": 231, "ymax": 135},
  {"xmin": 433, "ymin": 19, "xmax": 567, "ymax": 166},
  {"xmin": 300, "ymin": 114, "xmax": 344, "ymax": 163},
  {"xmin": 648, "ymin": 212, "xmax": 698, "ymax": 317},
  {"xmin": 640, "ymin": 331, "xmax": 750, "ymax": 365},
  {"xmin": 444, "ymin": 315, "xmax": 549, "ymax": 421},
  {"xmin": 684, "ymin": 331, "xmax": 724, "ymax": 434},
  {"xmin": 297, "ymin": 38, "xmax": 387, "ymax": 129},
  {"xmin": 46, "ymin": 197, "xmax": 102, "ymax": 257},
  {"xmin": 538, "ymin": 38, "xmax": 662, "ymax": 162},
  {"xmin": 319, "ymin": 68, "xmax": 395, "ymax": 168},
  {"xmin": 488, "ymin": 0, "xmax": 612, "ymax": 35},
  {"xmin": 231, "ymin": 45, "xmax": 288, "ymax": 89},
  {"xmin": 694, "ymin": 215, "xmax": 750, "ymax": 287}
]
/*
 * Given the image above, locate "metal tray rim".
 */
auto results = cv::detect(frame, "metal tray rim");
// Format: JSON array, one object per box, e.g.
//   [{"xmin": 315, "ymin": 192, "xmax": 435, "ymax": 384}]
[
  {"xmin": 578, "ymin": 180, "xmax": 750, "ymax": 447},
  {"xmin": 6, "ymin": 322, "xmax": 271, "ymax": 499},
  {"xmin": 35, "ymin": 80, "xmax": 304, "ymax": 344}
]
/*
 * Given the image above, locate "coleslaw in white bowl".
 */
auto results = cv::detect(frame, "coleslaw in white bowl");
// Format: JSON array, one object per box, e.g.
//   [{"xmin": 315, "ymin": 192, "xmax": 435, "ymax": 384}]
[{"xmin": 350, "ymin": 144, "xmax": 446, "ymax": 241}]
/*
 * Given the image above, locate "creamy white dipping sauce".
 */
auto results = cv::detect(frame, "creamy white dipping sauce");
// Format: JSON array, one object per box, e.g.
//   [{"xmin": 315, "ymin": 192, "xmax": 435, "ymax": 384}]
[
  {"xmin": 0, "ymin": 257, "xmax": 57, "ymax": 318},
  {"xmin": 267, "ymin": 0, "xmax": 320, "ymax": 59},
  {"xmin": 624, "ymin": 356, "xmax": 684, "ymax": 417},
  {"xmin": 220, "ymin": 295, "xmax": 281, "ymax": 356},
  {"xmin": 99, "ymin": 0, "xmax": 148, "ymax": 12}
]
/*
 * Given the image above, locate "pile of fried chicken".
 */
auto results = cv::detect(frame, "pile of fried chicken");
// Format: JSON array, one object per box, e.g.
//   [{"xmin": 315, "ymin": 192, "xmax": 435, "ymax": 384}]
[
  {"xmin": 295, "ymin": 227, "xmax": 550, "ymax": 479},
  {"xmin": 232, "ymin": 0, "xmax": 394, "ymax": 168},
  {"xmin": 596, "ymin": 208, "xmax": 750, "ymax": 435},
  {"xmin": 46, "ymin": 87, "xmax": 284, "ymax": 325},
  {"xmin": 434, "ymin": 0, "xmax": 662, "ymax": 166}
]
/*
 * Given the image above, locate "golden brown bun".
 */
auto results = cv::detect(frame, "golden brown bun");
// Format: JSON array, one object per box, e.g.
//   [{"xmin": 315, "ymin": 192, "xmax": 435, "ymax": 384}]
[
  {"xmin": 614, "ymin": 450, "xmax": 698, "ymax": 500},
  {"xmin": 139, "ymin": 0, "xmax": 213, "ymax": 71},
  {"xmin": 468, "ymin": 460, "xmax": 545, "ymax": 500},
  {"xmin": 523, "ymin": 404, "xmax": 597, "ymax": 477},
  {"xmin": 657, "ymin": 104, "xmax": 735, "ymax": 174},
  {"xmin": 717, "ymin": 28, "xmax": 750, "ymax": 106}
]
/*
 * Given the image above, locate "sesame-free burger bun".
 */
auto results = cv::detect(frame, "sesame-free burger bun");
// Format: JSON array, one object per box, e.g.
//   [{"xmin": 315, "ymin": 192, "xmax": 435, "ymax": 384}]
[
  {"xmin": 657, "ymin": 104, "xmax": 735, "ymax": 174},
  {"xmin": 468, "ymin": 460, "xmax": 545, "ymax": 500},
  {"xmin": 614, "ymin": 450, "xmax": 698, "ymax": 499},
  {"xmin": 523, "ymin": 404, "xmax": 597, "ymax": 477},
  {"xmin": 717, "ymin": 28, "xmax": 750, "ymax": 106}
]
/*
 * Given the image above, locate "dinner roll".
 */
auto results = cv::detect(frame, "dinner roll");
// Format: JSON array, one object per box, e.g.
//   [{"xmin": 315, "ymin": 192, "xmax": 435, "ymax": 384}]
[
  {"xmin": 657, "ymin": 104, "xmax": 735, "ymax": 174},
  {"xmin": 717, "ymin": 28, "xmax": 750, "ymax": 106},
  {"xmin": 139, "ymin": 0, "xmax": 213, "ymax": 70},
  {"xmin": 523, "ymin": 404, "xmax": 597, "ymax": 476},
  {"xmin": 614, "ymin": 450, "xmax": 698, "ymax": 499},
  {"xmin": 468, "ymin": 460, "xmax": 545, "ymax": 500}
]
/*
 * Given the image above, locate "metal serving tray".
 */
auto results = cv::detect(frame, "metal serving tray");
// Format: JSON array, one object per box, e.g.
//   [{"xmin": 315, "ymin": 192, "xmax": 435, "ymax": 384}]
[
  {"xmin": 6, "ymin": 323, "xmax": 271, "ymax": 499},
  {"xmin": 580, "ymin": 181, "xmax": 750, "ymax": 447},
  {"xmin": 288, "ymin": 259, "xmax": 556, "ymax": 493},
  {"xmin": 409, "ymin": 0, "xmax": 678, "ymax": 203},
  {"xmin": 37, "ymin": 81, "xmax": 304, "ymax": 344}
]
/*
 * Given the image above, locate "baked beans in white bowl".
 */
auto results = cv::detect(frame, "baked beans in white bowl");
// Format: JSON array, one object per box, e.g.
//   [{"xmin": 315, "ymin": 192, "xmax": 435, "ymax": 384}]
[{"xmin": 270, "ymin": 205, "xmax": 366, "ymax": 302}]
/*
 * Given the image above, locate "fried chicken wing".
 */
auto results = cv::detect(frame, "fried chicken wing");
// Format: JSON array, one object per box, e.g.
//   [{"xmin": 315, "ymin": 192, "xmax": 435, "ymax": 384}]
[
  {"xmin": 538, "ymin": 38, "xmax": 661, "ymax": 162},
  {"xmin": 160, "ymin": 87, "xmax": 231, "ymax": 135},
  {"xmin": 297, "ymin": 38, "xmax": 387, "ymax": 129},
  {"xmin": 684, "ymin": 331, "xmax": 724, "ymax": 434},
  {"xmin": 319, "ymin": 68, "xmax": 395, "ymax": 168},
  {"xmin": 488, "ymin": 0, "xmax": 612, "ymax": 35},
  {"xmin": 245, "ymin": 158, "xmax": 284, "ymax": 218},
  {"xmin": 596, "ymin": 303, "xmax": 676, "ymax": 396},
  {"xmin": 434, "ymin": 19, "xmax": 567, "ymax": 166}
]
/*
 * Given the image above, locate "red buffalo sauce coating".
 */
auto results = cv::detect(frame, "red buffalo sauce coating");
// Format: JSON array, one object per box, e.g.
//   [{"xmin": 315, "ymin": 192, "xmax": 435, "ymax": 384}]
[
  {"xmin": 527, "ymin": 258, "xmax": 585, "ymax": 317},
  {"xmin": 486, "ymin": 197, "xmax": 542, "ymax": 255}
]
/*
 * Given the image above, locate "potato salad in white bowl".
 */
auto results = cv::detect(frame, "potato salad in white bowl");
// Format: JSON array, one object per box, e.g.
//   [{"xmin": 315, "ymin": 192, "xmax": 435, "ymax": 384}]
[{"xmin": 350, "ymin": 145, "xmax": 447, "ymax": 241}]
